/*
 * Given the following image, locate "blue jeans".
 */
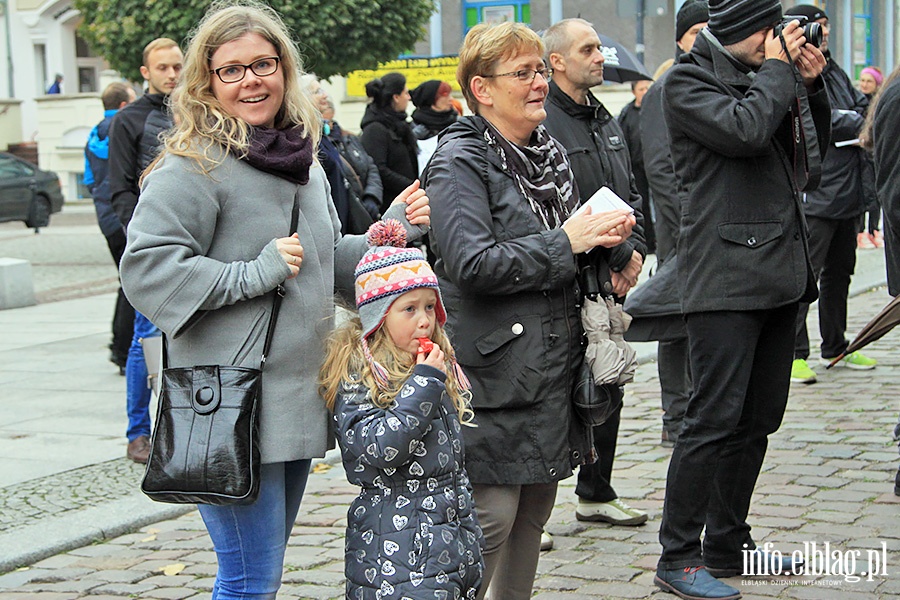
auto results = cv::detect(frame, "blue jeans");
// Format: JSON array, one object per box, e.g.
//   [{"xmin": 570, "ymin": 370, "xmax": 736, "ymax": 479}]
[
  {"xmin": 125, "ymin": 310, "xmax": 159, "ymax": 441},
  {"xmin": 199, "ymin": 460, "xmax": 312, "ymax": 599}
]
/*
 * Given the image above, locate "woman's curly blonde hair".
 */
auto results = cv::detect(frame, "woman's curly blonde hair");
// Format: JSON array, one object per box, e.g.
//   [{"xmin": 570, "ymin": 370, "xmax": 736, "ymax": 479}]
[
  {"xmin": 319, "ymin": 315, "xmax": 475, "ymax": 426},
  {"xmin": 159, "ymin": 0, "xmax": 321, "ymax": 172}
]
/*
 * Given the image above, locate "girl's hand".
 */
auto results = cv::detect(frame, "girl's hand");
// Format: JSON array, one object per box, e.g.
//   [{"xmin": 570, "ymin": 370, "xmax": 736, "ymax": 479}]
[
  {"xmin": 393, "ymin": 179, "xmax": 431, "ymax": 227},
  {"xmin": 416, "ymin": 343, "xmax": 446, "ymax": 374},
  {"xmin": 276, "ymin": 233, "xmax": 303, "ymax": 278}
]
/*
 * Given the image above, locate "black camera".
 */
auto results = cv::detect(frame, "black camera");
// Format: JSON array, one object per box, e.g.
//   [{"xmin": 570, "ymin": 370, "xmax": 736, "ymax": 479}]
[{"xmin": 774, "ymin": 15, "xmax": 823, "ymax": 48}]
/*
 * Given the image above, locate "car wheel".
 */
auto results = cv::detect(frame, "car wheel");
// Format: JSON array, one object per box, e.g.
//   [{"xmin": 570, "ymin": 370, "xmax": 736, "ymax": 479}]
[{"xmin": 25, "ymin": 195, "xmax": 51, "ymax": 230}]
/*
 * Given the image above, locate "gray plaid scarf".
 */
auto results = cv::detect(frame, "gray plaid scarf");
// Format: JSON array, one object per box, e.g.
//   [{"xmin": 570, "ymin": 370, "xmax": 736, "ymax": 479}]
[{"xmin": 481, "ymin": 117, "xmax": 576, "ymax": 230}]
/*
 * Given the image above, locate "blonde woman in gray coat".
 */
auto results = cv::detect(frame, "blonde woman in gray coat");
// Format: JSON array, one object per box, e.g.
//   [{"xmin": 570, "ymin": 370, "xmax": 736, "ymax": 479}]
[{"xmin": 119, "ymin": 2, "xmax": 429, "ymax": 598}]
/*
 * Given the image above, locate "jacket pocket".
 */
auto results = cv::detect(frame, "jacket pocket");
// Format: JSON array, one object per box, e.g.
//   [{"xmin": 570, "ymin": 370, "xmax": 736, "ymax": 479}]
[
  {"xmin": 717, "ymin": 221, "xmax": 783, "ymax": 249},
  {"xmin": 462, "ymin": 314, "xmax": 547, "ymax": 409}
]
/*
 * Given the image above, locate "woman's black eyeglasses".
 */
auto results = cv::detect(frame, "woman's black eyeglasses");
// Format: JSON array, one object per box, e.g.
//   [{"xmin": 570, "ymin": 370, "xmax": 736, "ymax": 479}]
[
  {"xmin": 210, "ymin": 57, "xmax": 281, "ymax": 83},
  {"xmin": 481, "ymin": 68, "xmax": 553, "ymax": 83}
]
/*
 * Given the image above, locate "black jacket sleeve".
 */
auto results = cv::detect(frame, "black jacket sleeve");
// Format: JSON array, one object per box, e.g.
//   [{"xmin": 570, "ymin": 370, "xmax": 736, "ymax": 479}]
[
  {"xmin": 640, "ymin": 80, "xmax": 681, "ymax": 262},
  {"xmin": 108, "ymin": 109, "xmax": 141, "ymax": 227}
]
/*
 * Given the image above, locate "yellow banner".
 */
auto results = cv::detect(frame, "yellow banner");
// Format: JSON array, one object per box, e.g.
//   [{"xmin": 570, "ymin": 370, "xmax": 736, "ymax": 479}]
[{"xmin": 346, "ymin": 56, "xmax": 460, "ymax": 97}]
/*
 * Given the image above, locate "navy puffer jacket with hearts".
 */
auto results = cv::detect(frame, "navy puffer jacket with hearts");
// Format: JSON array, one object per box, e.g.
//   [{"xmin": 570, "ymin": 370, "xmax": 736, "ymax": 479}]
[{"xmin": 333, "ymin": 363, "xmax": 484, "ymax": 599}]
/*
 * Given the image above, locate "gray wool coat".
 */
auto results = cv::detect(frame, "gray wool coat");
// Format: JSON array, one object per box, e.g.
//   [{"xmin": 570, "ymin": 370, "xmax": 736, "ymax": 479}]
[{"xmin": 120, "ymin": 148, "xmax": 423, "ymax": 464}]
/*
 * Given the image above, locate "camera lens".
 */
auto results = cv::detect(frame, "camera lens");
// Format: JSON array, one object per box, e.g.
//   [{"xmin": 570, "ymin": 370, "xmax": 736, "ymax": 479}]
[{"xmin": 803, "ymin": 22, "xmax": 823, "ymax": 48}]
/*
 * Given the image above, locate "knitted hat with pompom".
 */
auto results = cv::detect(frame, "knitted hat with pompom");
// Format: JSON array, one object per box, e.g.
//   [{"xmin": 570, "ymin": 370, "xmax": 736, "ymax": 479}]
[
  {"xmin": 354, "ymin": 220, "xmax": 469, "ymax": 390},
  {"xmin": 355, "ymin": 219, "xmax": 445, "ymax": 340}
]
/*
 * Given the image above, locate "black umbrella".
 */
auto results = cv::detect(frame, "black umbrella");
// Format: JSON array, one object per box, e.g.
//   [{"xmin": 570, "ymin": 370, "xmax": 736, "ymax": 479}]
[
  {"xmin": 826, "ymin": 294, "xmax": 900, "ymax": 368},
  {"xmin": 599, "ymin": 33, "xmax": 653, "ymax": 83}
]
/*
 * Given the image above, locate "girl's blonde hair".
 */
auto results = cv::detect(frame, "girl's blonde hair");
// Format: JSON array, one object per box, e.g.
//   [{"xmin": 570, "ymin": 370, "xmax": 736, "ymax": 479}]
[
  {"xmin": 160, "ymin": 0, "xmax": 320, "ymax": 172},
  {"xmin": 319, "ymin": 316, "xmax": 474, "ymax": 425}
]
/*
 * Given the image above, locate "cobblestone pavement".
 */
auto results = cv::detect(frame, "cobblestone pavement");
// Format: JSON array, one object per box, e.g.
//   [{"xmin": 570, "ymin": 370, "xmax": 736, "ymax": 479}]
[
  {"xmin": 1, "ymin": 285, "xmax": 898, "ymax": 599},
  {"xmin": 0, "ymin": 460, "xmax": 146, "ymax": 534}
]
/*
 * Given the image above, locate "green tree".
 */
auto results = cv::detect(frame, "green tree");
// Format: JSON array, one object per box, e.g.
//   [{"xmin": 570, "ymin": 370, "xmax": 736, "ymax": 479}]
[{"xmin": 73, "ymin": 0, "xmax": 434, "ymax": 81}]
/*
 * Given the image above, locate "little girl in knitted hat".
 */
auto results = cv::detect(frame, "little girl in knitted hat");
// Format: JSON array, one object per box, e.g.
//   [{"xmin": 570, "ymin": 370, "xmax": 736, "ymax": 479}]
[{"xmin": 320, "ymin": 219, "xmax": 484, "ymax": 599}]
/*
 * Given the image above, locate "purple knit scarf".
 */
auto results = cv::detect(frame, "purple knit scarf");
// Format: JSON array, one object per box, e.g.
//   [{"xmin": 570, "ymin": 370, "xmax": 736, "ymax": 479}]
[{"xmin": 242, "ymin": 125, "xmax": 313, "ymax": 185}]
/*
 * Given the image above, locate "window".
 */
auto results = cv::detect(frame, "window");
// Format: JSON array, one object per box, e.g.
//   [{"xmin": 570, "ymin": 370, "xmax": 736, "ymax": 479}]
[
  {"xmin": 463, "ymin": 1, "xmax": 531, "ymax": 36},
  {"xmin": 853, "ymin": 0, "xmax": 873, "ymax": 78}
]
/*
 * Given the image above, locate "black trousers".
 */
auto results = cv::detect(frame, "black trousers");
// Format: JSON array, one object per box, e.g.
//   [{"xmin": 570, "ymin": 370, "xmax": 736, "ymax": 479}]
[
  {"xmin": 105, "ymin": 228, "xmax": 135, "ymax": 366},
  {"xmin": 658, "ymin": 304, "xmax": 797, "ymax": 570},
  {"xmin": 794, "ymin": 215, "xmax": 858, "ymax": 360},
  {"xmin": 659, "ymin": 337, "xmax": 691, "ymax": 437},
  {"xmin": 575, "ymin": 402, "xmax": 622, "ymax": 503}
]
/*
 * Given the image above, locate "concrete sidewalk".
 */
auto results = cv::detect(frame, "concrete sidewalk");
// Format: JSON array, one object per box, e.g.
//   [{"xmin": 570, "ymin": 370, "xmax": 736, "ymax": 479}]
[{"xmin": 0, "ymin": 247, "xmax": 896, "ymax": 598}]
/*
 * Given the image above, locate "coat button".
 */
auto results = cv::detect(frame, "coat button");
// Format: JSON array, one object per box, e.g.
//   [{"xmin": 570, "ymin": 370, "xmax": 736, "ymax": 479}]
[
  {"xmin": 511, "ymin": 323, "xmax": 524, "ymax": 335},
  {"xmin": 572, "ymin": 450, "xmax": 580, "ymax": 460},
  {"xmin": 747, "ymin": 236, "xmax": 757, "ymax": 246},
  {"xmin": 548, "ymin": 468, "xmax": 558, "ymax": 477}
]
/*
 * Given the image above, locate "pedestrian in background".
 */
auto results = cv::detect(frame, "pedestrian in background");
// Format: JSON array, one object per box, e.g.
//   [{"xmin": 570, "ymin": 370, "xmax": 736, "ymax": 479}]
[
  {"xmin": 785, "ymin": 4, "xmax": 877, "ymax": 386},
  {"xmin": 360, "ymin": 72, "xmax": 419, "ymax": 214},
  {"xmin": 83, "ymin": 81, "xmax": 136, "ymax": 375},
  {"xmin": 654, "ymin": 0, "xmax": 830, "ymax": 596},
  {"xmin": 410, "ymin": 79, "xmax": 458, "ymax": 173},
  {"xmin": 637, "ymin": 0, "xmax": 708, "ymax": 449},
  {"xmin": 119, "ymin": 2, "xmax": 430, "ymax": 596},
  {"xmin": 857, "ymin": 65, "xmax": 884, "ymax": 250},
  {"xmin": 543, "ymin": 18, "xmax": 649, "ymax": 529},
  {"xmin": 304, "ymin": 76, "xmax": 382, "ymax": 232},
  {"xmin": 618, "ymin": 78, "xmax": 654, "ymax": 254},
  {"xmin": 47, "ymin": 74, "xmax": 63, "ymax": 94},
  {"xmin": 321, "ymin": 219, "xmax": 483, "ymax": 599},
  {"xmin": 109, "ymin": 36, "xmax": 182, "ymax": 464},
  {"xmin": 423, "ymin": 21, "xmax": 635, "ymax": 599}
]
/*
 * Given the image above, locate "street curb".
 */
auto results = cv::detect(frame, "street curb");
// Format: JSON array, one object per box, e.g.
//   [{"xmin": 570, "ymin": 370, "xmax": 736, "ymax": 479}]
[
  {"xmin": 0, "ymin": 450, "xmax": 345, "ymax": 576},
  {"xmin": 0, "ymin": 494, "xmax": 194, "ymax": 575}
]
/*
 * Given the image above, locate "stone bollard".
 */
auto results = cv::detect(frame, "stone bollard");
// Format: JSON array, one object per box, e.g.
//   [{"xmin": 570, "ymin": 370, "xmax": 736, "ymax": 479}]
[{"xmin": 0, "ymin": 258, "xmax": 36, "ymax": 309}]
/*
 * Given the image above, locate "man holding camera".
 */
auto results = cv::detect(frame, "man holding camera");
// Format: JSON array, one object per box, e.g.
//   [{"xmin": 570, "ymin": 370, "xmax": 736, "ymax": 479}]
[
  {"xmin": 785, "ymin": 4, "xmax": 876, "ymax": 385},
  {"xmin": 654, "ymin": 1, "xmax": 830, "ymax": 598}
]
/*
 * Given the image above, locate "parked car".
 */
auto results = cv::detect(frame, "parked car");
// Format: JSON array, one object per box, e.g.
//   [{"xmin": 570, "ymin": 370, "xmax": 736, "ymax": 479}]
[{"xmin": 0, "ymin": 152, "xmax": 64, "ymax": 229}]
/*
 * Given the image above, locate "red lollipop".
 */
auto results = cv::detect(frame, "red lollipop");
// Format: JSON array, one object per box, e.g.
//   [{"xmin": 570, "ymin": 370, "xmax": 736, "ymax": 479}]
[{"xmin": 417, "ymin": 337, "xmax": 434, "ymax": 353}]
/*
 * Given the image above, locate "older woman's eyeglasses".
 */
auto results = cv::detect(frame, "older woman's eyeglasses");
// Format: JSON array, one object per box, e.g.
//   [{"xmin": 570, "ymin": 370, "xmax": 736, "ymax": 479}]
[
  {"xmin": 210, "ymin": 57, "xmax": 280, "ymax": 83},
  {"xmin": 481, "ymin": 68, "xmax": 553, "ymax": 83}
]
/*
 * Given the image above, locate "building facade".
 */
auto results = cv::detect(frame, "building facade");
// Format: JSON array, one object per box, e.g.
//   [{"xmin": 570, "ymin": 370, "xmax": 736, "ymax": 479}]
[{"xmin": 0, "ymin": 0, "xmax": 893, "ymax": 203}]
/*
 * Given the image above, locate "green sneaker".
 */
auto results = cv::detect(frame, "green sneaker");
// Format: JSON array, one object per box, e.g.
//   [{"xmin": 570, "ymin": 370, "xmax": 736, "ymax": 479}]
[
  {"xmin": 791, "ymin": 358, "xmax": 817, "ymax": 384},
  {"xmin": 821, "ymin": 351, "xmax": 877, "ymax": 370}
]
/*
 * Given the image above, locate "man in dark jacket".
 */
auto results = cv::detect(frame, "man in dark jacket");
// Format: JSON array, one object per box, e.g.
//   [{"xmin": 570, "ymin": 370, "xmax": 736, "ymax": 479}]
[
  {"xmin": 871, "ymin": 68, "xmax": 900, "ymax": 496},
  {"xmin": 109, "ymin": 37, "xmax": 182, "ymax": 464},
  {"xmin": 636, "ymin": 0, "xmax": 708, "ymax": 449},
  {"xmin": 655, "ymin": 0, "xmax": 830, "ymax": 598},
  {"xmin": 618, "ymin": 79, "xmax": 653, "ymax": 254},
  {"xmin": 785, "ymin": 4, "xmax": 877, "ymax": 385},
  {"xmin": 84, "ymin": 82, "xmax": 135, "ymax": 373},
  {"xmin": 543, "ymin": 18, "xmax": 649, "ymax": 529}
]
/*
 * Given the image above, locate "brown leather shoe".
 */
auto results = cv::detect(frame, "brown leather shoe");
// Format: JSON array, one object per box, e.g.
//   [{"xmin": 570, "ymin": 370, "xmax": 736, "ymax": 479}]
[{"xmin": 127, "ymin": 435, "xmax": 151, "ymax": 464}]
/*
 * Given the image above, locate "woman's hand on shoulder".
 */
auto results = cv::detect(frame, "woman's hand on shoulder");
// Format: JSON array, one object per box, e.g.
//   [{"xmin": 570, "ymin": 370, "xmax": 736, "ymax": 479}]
[
  {"xmin": 392, "ymin": 179, "xmax": 430, "ymax": 227},
  {"xmin": 562, "ymin": 208, "xmax": 635, "ymax": 254},
  {"xmin": 276, "ymin": 233, "xmax": 304, "ymax": 279}
]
